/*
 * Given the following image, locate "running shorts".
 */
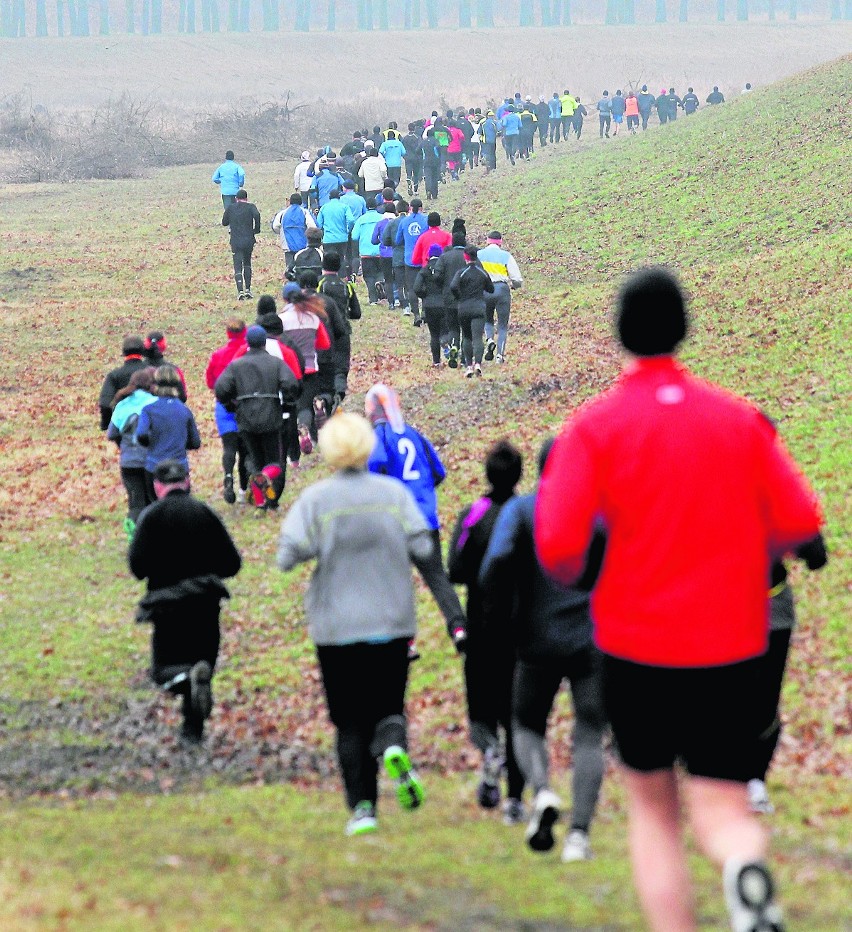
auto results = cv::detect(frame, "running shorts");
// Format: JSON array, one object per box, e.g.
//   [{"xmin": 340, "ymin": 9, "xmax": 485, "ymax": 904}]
[{"xmin": 602, "ymin": 653, "xmax": 764, "ymax": 781}]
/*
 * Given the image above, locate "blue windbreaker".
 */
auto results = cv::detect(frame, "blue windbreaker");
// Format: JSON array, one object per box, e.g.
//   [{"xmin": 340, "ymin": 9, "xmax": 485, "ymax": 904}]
[
  {"xmin": 379, "ymin": 138, "xmax": 406, "ymax": 169},
  {"xmin": 367, "ymin": 421, "xmax": 446, "ymax": 529},
  {"xmin": 340, "ymin": 190, "xmax": 367, "ymax": 221},
  {"xmin": 395, "ymin": 211, "xmax": 428, "ymax": 266},
  {"xmin": 317, "ymin": 200, "xmax": 355, "ymax": 244},
  {"xmin": 211, "ymin": 160, "xmax": 245, "ymax": 196},
  {"xmin": 548, "ymin": 97, "xmax": 562, "ymax": 119},
  {"xmin": 135, "ymin": 397, "xmax": 201, "ymax": 473},
  {"xmin": 500, "ymin": 112, "xmax": 522, "ymax": 136},
  {"xmin": 281, "ymin": 203, "xmax": 312, "ymax": 252},
  {"xmin": 481, "ymin": 118, "xmax": 500, "ymax": 143},
  {"xmin": 312, "ymin": 169, "xmax": 344, "ymax": 207}
]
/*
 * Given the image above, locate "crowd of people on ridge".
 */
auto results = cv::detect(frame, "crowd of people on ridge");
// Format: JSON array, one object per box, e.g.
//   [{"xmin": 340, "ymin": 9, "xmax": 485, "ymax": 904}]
[{"xmin": 93, "ymin": 73, "xmax": 827, "ymax": 932}]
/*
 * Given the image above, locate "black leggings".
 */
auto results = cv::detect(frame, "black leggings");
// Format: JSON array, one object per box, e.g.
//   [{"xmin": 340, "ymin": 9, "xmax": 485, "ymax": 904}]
[
  {"xmin": 121, "ymin": 466, "xmax": 153, "ymax": 521},
  {"xmin": 423, "ymin": 305, "xmax": 444, "ymax": 364},
  {"xmin": 221, "ymin": 431, "xmax": 248, "ymax": 490},
  {"xmin": 240, "ymin": 430, "xmax": 285, "ymax": 500},
  {"xmin": 317, "ymin": 638, "xmax": 411, "ymax": 810},
  {"xmin": 441, "ymin": 305, "xmax": 460, "ymax": 350},
  {"xmin": 380, "ymin": 256, "xmax": 397, "ymax": 305},
  {"xmin": 458, "ymin": 302, "xmax": 486, "ymax": 365},
  {"xmin": 463, "ymin": 636, "xmax": 525, "ymax": 800},
  {"xmin": 513, "ymin": 648, "xmax": 607, "ymax": 832},
  {"xmin": 231, "ymin": 245, "xmax": 253, "ymax": 291},
  {"xmin": 751, "ymin": 625, "xmax": 793, "ymax": 781}
]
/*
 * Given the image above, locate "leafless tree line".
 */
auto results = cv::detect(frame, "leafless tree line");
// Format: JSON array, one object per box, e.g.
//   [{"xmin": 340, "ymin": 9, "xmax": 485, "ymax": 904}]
[{"xmin": 1, "ymin": 0, "xmax": 849, "ymax": 37}]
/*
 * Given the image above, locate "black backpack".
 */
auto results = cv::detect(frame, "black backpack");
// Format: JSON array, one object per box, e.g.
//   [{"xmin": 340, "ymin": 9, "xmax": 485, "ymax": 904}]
[{"xmin": 318, "ymin": 274, "xmax": 361, "ymax": 321}]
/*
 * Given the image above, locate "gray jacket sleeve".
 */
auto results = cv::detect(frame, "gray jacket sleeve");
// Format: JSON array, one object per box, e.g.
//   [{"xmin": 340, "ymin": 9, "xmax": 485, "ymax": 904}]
[{"xmin": 277, "ymin": 492, "xmax": 318, "ymax": 572}]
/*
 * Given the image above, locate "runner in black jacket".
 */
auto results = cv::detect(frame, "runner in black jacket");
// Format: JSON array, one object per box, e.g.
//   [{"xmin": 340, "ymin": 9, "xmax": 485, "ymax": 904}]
[
  {"xmin": 479, "ymin": 437, "xmax": 607, "ymax": 862},
  {"xmin": 98, "ymin": 335, "xmax": 150, "ymax": 430},
  {"xmin": 222, "ymin": 189, "xmax": 261, "ymax": 300},
  {"xmin": 450, "ymin": 246, "xmax": 494, "ymax": 377},
  {"xmin": 413, "ymin": 244, "xmax": 447, "ymax": 367},
  {"xmin": 130, "ymin": 459, "xmax": 241, "ymax": 743},
  {"xmin": 214, "ymin": 326, "xmax": 300, "ymax": 508},
  {"xmin": 448, "ymin": 441, "xmax": 524, "ymax": 821},
  {"xmin": 432, "ymin": 234, "xmax": 468, "ymax": 367}
]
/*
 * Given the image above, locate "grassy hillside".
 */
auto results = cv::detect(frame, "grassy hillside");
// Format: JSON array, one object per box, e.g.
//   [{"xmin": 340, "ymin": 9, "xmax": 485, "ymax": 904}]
[{"xmin": 0, "ymin": 55, "xmax": 849, "ymax": 929}]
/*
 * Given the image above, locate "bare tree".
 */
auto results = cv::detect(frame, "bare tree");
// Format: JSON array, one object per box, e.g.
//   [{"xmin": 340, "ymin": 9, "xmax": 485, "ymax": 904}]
[
  {"xmin": 201, "ymin": 0, "xmax": 219, "ymax": 30},
  {"xmin": 475, "ymin": 0, "xmax": 493, "ymax": 25},
  {"xmin": 606, "ymin": 0, "xmax": 634, "ymax": 24},
  {"xmin": 295, "ymin": 0, "xmax": 309, "ymax": 29},
  {"xmin": 404, "ymin": 0, "xmax": 420, "ymax": 28},
  {"xmin": 179, "ymin": 0, "xmax": 195, "ymax": 31},
  {"xmin": 1, "ymin": 0, "xmax": 25, "ymax": 34},
  {"xmin": 261, "ymin": 0, "xmax": 278, "ymax": 29}
]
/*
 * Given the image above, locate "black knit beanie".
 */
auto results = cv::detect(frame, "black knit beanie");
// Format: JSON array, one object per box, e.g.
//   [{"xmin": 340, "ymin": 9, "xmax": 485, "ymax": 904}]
[{"xmin": 616, "ymin": 267, "xmax": 687, "ymax": 357}]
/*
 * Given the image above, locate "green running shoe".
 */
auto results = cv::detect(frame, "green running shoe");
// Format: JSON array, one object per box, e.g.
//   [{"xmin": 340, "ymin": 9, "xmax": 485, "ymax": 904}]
[
  {"xmin": 123, "ymin": 516, "xmax": 136, "ymax": 543},
  {"xmin": 383, "ymin": 746, "xmax": 424, "ymax": 811},
  {"xmin": 345, "ymin": 801, "xmax": 377, "ymax": 837}
]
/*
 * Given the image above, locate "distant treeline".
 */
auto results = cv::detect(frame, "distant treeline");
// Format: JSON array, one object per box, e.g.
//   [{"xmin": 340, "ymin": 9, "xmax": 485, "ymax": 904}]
[{"xmin": 1, "ymin": 0, "xmax": 850, "ymax": 38}]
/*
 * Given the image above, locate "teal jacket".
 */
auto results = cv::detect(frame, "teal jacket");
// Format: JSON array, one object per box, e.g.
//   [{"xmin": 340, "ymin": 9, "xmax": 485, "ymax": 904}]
[
  {"xmin": 317, "ymin": 200, "xmax": 355, "ymax": 244},
  {"xmin": 351, "ymin": 209, "xmax": 383, "ymax": 257}
]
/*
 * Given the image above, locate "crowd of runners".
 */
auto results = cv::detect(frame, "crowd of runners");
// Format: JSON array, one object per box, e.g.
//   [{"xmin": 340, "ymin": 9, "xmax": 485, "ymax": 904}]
[{"xmin": 95, "ymin": 77, "xmax": 826, "ymax": 932}]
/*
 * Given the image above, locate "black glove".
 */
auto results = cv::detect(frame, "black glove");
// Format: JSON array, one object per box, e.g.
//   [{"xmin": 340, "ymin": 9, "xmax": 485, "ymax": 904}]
[
  {"xmin": 795, "ymin": 533, "xmax": 827, "ymax": 571},
  {"xmin": 450, "ymin": 624, "xmax": 468, "ymax": 655}
]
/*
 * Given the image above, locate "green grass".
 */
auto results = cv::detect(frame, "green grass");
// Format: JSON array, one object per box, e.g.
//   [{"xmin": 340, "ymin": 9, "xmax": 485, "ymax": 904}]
[
  {"xmin": 0, "ymin": 55, "xmax": 850, "ymax": 928},
  {"xmin": 0, "ymin": 776, "xmax": 848, "ymax": 930}
]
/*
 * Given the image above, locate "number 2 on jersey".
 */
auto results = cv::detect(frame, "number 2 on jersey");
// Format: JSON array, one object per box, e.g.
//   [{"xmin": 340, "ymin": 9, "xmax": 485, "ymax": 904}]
[{"xmin": 398, "ymin": 437, "xmax": 421, "ymax": 481}]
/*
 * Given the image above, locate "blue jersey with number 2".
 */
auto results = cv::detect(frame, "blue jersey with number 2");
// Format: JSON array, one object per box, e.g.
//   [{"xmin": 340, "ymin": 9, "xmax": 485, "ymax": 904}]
[{"xmin": 367, "ymin": 422, "xmax": 446, "ymax": 530}]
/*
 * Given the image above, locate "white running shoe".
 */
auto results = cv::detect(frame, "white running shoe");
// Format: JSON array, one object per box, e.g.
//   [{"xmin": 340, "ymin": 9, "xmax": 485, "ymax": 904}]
[
  {"xmin": 526, "ymin": 788, "xmax": 561, "ymax": 852},
  {"xmin": 748, "ymin": 779, "xmax": 775, "ymax": 815},
  {"xmin": 723, "ymin": 859, "xmax": 785, "ymax": 932},
  {"xmin": 345, "ymin": 801, "xmax": 377, "ymax": 837},
  {"xmin": 561, "ymin": 828, "xmax": 592, "ymax": 863},
  {"xmin": 502, "ymin": 798, "xmax": 526, "ymax": 826}
]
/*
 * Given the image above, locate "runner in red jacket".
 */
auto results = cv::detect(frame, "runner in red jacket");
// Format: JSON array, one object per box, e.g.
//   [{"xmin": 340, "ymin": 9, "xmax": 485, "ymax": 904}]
[
  {"xmin": 535, "ymin": 267, "xmax": 821, "ymax": 932},
  {"xmin": 410, "ymin": 212, "xmax": 452, "ymax": 268},
  {"xmin": 205, "ymin": 318, "xmax": 248, "ymax": 503}
]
